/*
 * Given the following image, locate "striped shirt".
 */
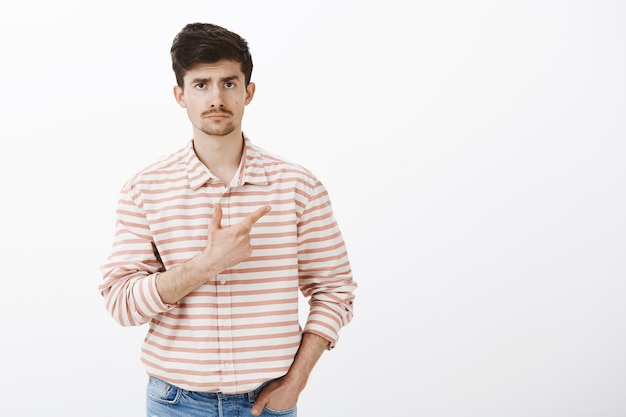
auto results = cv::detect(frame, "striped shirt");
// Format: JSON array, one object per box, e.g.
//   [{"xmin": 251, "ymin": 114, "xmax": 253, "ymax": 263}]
[{"xmin": 100, "ymin": 135, "xmax": 356, "ymax": 393}]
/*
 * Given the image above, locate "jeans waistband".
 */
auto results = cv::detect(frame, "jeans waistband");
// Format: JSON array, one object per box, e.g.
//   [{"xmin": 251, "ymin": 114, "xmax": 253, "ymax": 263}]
[{"xmin": 149, "ymin": 376, "xmax": 270, "ymax": 402}]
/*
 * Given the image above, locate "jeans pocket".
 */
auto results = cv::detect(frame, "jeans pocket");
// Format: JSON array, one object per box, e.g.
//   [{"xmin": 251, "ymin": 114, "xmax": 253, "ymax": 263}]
[
  {"xmin": 146, "ymin": 376, "xmax": 183, "ymax": 405},
  {"xmin": 263, "ymin": 405, "xmax": 297, "ymax": 416}
]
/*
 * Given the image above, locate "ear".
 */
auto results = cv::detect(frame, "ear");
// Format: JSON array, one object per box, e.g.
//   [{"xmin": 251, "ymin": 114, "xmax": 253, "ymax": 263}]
[
  {"xmin": 173, "ymin": 85, "xmax": 186, "ymax": 108},
  {"xmin": 244, "ymin": 82, "xmax": 256, "ymax": 105}
]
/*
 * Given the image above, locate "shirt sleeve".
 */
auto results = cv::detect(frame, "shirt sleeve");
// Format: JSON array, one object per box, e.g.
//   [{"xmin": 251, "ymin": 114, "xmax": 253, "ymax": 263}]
[
  {"xmin": 99, "ymin": 185, "xmax": 175, "ymax": 326},
  {"xmin": 298, "ymin": 180, "xmax": 357, "ymax": 349}
]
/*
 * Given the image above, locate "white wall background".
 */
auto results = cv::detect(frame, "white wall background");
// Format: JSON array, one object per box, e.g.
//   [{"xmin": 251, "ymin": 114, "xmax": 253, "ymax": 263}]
[{"xmin": 1, "ymin": 1, "xmax": 624, "ymax": 416}]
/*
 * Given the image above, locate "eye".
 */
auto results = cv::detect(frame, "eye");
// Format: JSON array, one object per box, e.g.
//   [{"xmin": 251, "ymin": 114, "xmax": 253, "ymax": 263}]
[
  {"xmin": 195, "ymin": 83, "xmax": 206, "ymax": 89},
  {"xmin": 225, "ymin": 82, "xmax": 235, "ymax": 89}
]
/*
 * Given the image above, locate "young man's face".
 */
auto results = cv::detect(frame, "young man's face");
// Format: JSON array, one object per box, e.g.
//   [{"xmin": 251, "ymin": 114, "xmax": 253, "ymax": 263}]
[{"xmin": 174, "ymin": 59, "xmax": 255, "ymax": 138}]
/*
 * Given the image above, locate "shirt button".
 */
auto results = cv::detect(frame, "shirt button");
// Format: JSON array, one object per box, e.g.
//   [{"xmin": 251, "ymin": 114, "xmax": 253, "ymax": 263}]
[
  {"xmin": 220, "ymin": 279, "xmax": 226, "ymax": 285},
  {"xmin": 224, "ymin": 362, "xmax": 230, "ymax": 369}
]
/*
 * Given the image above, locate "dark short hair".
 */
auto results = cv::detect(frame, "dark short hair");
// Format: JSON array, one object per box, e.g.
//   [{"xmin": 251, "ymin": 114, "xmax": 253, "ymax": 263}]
[{"xmin": 170, "ymin": 22, "xmax": 253, "ymax": 88}]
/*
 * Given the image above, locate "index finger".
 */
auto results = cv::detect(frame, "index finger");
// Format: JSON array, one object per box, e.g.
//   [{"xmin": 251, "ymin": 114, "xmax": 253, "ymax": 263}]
[{"xmin": 241, "ymin": 205, "xmax": 271, "ymax": 228}]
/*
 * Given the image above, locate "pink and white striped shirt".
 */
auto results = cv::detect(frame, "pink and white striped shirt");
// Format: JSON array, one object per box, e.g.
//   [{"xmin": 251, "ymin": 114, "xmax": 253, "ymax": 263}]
[{"xmin": 100, "ymin": 135, "xmax": 356, "ymax": 393}]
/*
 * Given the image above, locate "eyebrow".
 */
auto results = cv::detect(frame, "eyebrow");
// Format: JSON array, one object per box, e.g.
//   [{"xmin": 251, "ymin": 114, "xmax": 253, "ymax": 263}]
[{"xmin": 191, "ymin": 75, "xmax": 241, "ymax": 84}]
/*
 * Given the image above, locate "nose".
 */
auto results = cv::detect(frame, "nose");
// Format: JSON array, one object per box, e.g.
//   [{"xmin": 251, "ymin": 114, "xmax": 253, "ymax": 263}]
[{"xmin": 207, "ymin": 85, "xmax": 225, "ymax": 108}]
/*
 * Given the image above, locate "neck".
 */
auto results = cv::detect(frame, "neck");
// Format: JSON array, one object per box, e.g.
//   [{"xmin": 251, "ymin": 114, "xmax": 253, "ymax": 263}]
[{"xmin": 193, "ymin": 131, "xmax": 244, "ymax": 185}]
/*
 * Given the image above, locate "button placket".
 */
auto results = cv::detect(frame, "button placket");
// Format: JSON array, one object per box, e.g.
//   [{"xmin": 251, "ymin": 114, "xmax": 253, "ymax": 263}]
[{"xmin": 215, "ymin": 189, "xmax": 236, "ymax": 387}]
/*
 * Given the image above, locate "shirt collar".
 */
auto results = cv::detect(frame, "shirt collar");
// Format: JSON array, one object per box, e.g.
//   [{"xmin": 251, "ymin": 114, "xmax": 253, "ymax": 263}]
[{"xmin": 186, "ymin": 134, "xmax": 270, "ymax": 190}]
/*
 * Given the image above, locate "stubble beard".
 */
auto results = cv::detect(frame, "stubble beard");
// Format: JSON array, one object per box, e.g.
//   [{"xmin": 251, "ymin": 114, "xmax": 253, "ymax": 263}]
[
  {"xmin": 201, "ymin": 121, "xmax": 236, "ymax": 137},
  {"xmin": 198, "ymin": 109, "xmax": 237, "ymax": 137}
]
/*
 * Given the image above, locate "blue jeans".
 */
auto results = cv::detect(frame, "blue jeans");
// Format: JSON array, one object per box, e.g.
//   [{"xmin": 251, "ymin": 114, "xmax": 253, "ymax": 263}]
[{"xmin": 146, "ymin": 376, "xmax": 297, "ymax": 417}]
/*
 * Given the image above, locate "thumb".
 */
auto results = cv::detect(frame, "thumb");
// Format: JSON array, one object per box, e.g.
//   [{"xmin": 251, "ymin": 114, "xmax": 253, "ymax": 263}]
[
  {"xmin": 251, "ymin": 399, "xmax": 267, "ymax": 416},
  {"xmin": 209, "ymin": 203, "xmax": 223, "ymax": 231},
  {"xmin": 251, "ymin": 388, "xmax": 270, "ymax": 416}
]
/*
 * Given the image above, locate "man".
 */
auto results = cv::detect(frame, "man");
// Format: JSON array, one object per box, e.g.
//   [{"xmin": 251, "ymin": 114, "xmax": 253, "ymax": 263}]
[{"xmin": 100, "ymin": 22, "xmax": 356, "ymax": 417}]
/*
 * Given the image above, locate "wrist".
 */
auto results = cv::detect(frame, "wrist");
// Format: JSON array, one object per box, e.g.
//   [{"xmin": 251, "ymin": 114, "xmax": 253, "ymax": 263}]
[
  {"xmin": 282, "ymin": 369, "xmax": 308, "ymax": 392},
  {"xmin": 186, "ymin": 252, "xmax": 218, "ymax": 279}
]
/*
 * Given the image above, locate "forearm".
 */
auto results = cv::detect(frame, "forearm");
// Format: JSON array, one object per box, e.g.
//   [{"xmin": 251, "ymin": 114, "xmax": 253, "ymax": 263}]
[
  {"xmin": 283, "ymin": 332, "xmax": 330, "ymax": 390},
  {"xmin": 155, "ymin": 254, "xmax": 220, "ymax": 305},
  {"xmin": 100, "ymin": 253, "xmax": 221, "ymax": 325}
]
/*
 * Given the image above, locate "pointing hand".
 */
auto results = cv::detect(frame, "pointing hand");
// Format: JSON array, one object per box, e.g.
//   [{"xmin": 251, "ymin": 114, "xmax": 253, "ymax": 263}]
[{"xmin": 202, "ymin": 203, "xmax": 271, "ymax": 273}]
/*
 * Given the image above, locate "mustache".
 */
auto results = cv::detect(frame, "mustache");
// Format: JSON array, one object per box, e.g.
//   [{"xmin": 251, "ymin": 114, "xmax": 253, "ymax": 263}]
[{"xmin": 201, "ymin": 109, "xmax": 232, "ymax": 117}]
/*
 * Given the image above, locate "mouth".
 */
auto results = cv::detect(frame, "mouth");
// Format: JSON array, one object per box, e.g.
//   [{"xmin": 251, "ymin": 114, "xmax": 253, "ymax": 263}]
[{"xmin": 203, "ymin": 111, "xmax": 231, "ymax": 119}]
